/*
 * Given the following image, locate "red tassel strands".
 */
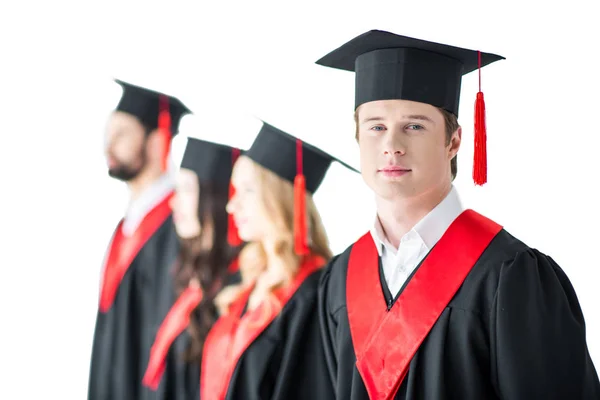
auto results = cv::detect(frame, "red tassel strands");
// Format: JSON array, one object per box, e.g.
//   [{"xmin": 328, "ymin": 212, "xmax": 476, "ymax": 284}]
[
  {"xmin": 158, "ymin": 95, "xmax": 171, "ymax": 173},
  {"xmin": 227, "ymin": 148, "xmax": 242, "ymax": 246},
  {"xmin": 473, "ymin": 50, "xmax": 487, "ymax": 186},
  {"xmin": 293, "ymin": 139, "xmax": 309, "ymax": 255}
]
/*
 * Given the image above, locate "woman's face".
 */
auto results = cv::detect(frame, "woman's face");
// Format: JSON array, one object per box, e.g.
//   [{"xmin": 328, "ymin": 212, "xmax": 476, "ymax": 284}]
[
  {"xmin": 170, "ymin": 168, "xmax": 201, "ymax": 239},
  {"xmin": 226, "ymin": 157, "xmax": 272, "ymax": 243}
]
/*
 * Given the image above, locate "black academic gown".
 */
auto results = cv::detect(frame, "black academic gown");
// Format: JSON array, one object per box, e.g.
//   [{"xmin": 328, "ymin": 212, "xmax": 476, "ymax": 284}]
[
  {"xmin": 149, "ymin": 270, "xmax": 243, "ymax": 400},
  {"xmin": 160, "ymin": 330, "xmax": 201, "ymax": 400},
  {"xmin": 202, "ymin": 256, "xmax": 335, "ymax": 400},
  {"xmin": 88, "ymin": 215, "xmax": 179, "ymax": 400},
  {"xmin": 319, "ymin": 229, "xmax": 600, "ymax": 399}
]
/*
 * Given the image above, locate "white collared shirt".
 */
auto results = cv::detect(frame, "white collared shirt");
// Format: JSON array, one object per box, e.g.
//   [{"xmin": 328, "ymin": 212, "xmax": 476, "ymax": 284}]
[
  {"xmin": 369, "ymin": 186, "xmax": 464, "ymax": 297},
  {"xmin": 121, "ymin": 174, "xmax": 174, "ymax": 237}
]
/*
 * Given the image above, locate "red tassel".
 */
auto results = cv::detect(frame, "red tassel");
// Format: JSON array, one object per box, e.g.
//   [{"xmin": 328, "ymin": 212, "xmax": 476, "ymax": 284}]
[
  {"xmin": 294, "ymin": 174, "xmax": 308, "ymax": 255},
  {"xmin": 158, "ymin": 95, "xmax": 171, "ymax": 173},
  {"xmin": 294, "ymin": 139, "xmax": 309, "ymax": 255},
  {"xmin": 473, "ymin": 51, "xmax": 487, "ymax": 186},
  {"xmin": 227, "ymin": 148, "xmax": 242, "ymax": 246}
]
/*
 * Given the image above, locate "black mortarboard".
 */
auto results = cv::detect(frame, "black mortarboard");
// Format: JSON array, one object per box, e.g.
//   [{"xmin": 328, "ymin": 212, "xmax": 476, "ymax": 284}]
[
  {"xmin": 316, "ymin": 30, "xmax": 504, "ymax": 116},
  {"xmin": 316, "ymin": 30, "xmax": 505, "ymax": 186},
  {"xmin": 180, "ymin": 137, "xmax": 241, "ymax": 185},
  {"xmin": 244, "ymin": 121, "xmax": 358, "ymax": 255},
  {"xmin": 244, "ymin": 121, "xmax": 358, "ymax": 194},
  {"xmin": 114, "ymin": 79, "xmax": 192, "ymax": 172},
  {"xmin": 114, "ymin": 79, "xmax": 192, "ymax": 133},
  {"xmin": 180, "ymin": 137, "xmax": 243, "ymax": 246}
]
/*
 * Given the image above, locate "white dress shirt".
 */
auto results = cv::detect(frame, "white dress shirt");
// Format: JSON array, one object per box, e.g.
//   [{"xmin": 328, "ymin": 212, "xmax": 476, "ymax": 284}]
[
  {"xmin": 370, "ymin": 186, "xmax": 464, "ymax": 297},
  {"xmin": 121, "ymin": 174, "xmax": 174, "ymax": 237}
]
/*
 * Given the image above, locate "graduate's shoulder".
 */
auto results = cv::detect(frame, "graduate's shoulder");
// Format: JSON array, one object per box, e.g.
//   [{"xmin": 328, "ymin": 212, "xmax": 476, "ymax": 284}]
[
  {"xmin": 455, "ymin": 229, "xmax": 525, "ymax": 298},
  {"xmin": 321, "ymin": 241, "xmax": 356, "ymax": 282},
  {"xmin": 139, "ymin": 214, "xmax": 178, "ymax": 251},
  {"xmin": 480, "ymin": 228, "xmax": 529, "ymax": 266},
  {"xmin": 317, "ymin": 240, "xmax": 358, "ymax": 315},
  {"xmin": 486, "ymin": 228, "xmax": 573, "ymax": 289},
  {"xmin": 291, "ymin": 267, "xmax": 323, "ymax": 302},
  {"xmin": 154, "ymin": 214, "xmax": 178, "ymax": 242},
  {"xmin": 476, "ymin": 225, "xmax": 555, "ymax": 275},
  {"xmin": 284, "ymin": 247, "xmax": 353, "ymax": 312},
  {"xmin": 284, "ymin": 255, "xmax": 333, "ymax": 306},
  {"xmin": 453, "ymin": 224, "xmax": 562, "ymax": 311},
  {"xmin": 272, "ymin": 266, "xmax": 327, "ymax": 333}
]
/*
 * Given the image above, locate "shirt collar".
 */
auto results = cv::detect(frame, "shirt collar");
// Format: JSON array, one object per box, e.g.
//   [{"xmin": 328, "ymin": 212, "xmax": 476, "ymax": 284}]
[
  {"xmin": 370, "ymin": 185, "xmax": 464, "ymax": 256},
  {"xmin": 122, "ymin": 174, "xmax": 174, "ymax": 236}
]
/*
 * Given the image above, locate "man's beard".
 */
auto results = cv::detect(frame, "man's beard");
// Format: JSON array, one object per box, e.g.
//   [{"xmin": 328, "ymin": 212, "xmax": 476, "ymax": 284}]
[{"xmin": 108, "ymin": 147, "xmax": 146, "ymax": 182}]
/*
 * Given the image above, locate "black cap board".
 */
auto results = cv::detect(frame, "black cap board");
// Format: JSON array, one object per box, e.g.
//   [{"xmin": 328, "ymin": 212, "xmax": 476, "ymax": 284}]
[
  {"xmin": 114, "ymin": 79, "xmax": 192, "ymax": 134},
  {"xmin": 244, "ymin": 121, "xmax": 358, "ymax": 194},
  {"xmin": 180, "ymin": 137, "xmax": 241, "ymax": 185},
  {"xmin": 316, "ymin": 30, "xmax": 504, "ymax": 116}
]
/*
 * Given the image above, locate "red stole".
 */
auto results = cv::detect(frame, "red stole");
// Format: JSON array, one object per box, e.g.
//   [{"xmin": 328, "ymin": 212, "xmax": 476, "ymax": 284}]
[
  {"xmin": 142, "ymin": 257, "xmax": 240, "ymax": 390},
  {"xmin": 201, "ymin": 254, "xmax": 325, "ymax": 400},
  {"xmin": 346, "ymin": 209, "xmax": 502, "ymax": 400},
  {"xmin": 142, "ymin": 285, "xmax": 203, "ymax": 390},
  {"xmin": 99, "ymin": 192, "xmax": 174, "ymax": 313}
]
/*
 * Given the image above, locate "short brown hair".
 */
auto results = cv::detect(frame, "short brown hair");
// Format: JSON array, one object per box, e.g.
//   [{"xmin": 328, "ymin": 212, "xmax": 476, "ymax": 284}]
[
  {"xmin": 354, "ymin": 106, "xmax": 460, "ymax": 180},
  {"xmin": 439, "ymin": 108, "xmax": 459, "ymax": 180}
]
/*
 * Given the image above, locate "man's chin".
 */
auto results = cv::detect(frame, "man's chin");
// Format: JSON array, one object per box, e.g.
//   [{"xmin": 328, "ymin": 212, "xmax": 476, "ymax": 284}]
[
  {"xmin": 108, "ymin": 167, "xmax": 138, "ymax": 182},
  {"xmin": 371, "ymin": 181, "xmax": 415, "ymax": 202}
]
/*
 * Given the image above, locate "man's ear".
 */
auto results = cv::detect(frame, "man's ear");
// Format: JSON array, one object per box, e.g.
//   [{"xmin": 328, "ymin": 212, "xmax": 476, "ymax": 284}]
[{"xmin": 448, "ymin": 126, "xmax": 462, "ymax": 159}]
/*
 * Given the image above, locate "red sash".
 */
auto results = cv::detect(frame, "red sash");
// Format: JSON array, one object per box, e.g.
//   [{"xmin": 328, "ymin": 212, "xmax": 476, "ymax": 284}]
[
  {"xmin": 142, "ymin": 257, "xmax": 240, "ymax": 390},
  {"xmin": 99, "ymin": 192, "xmax": 174, "ymax": 313},
  {"xmin": 201, "ymin": 254, "xmax": 324, "ymax": 400},
  {"xmin": 347, "ymin": 209, "xmax": 502, "ymax": 400},
  {"xmin": 142, "ymin": 285, "xmax": 204, "ymax": 390}
]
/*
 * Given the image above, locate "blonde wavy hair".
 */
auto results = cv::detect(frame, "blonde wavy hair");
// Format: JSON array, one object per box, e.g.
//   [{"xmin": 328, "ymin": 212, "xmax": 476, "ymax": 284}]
[{"xmin": 214, "ymin": 156, "xmax": 332, "ymax": 315}]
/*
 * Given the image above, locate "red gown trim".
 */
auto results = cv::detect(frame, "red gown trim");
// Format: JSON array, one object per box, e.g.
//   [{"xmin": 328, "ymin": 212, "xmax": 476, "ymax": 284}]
[
  {"xmin": 99, "ymin": 191, "xmax": 174, "ymax": 313},
  {"xmin": 346, "ymin": 209, "xmax": 502, "ymax": 400},
  {"xmin": 201, "ymin": 254, "xmax": 325, "ymax": 400},
  {"xmin": 142, "ymin": 285, "xmax": 203, "ymax": 390},
  {"xmin": 142, "ymin": 257, "xmax": 241, "ymax": 390}
]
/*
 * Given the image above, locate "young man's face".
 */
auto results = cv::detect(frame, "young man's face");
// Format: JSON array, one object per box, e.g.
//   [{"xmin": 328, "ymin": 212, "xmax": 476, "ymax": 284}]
[
  {"xmin": 104, "ymin": 111, "xmax": 147, "ymax": 182},
  {"xmin": 356, "ymin": 99, "xmax": 461, "ymax": 201}
]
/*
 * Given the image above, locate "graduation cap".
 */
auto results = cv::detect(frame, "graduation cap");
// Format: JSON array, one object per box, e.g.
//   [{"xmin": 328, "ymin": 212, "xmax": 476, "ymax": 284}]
[
  {"xmin": 180, "ymin": 137, "xmax": 243, "ymax": 246},
  {"xmin": 244, "ymin": 121, "xmax": 358, "ymax": 254},
  {"xmin": 180, "ymin": 138, "xmax": 241, "ymax": 186},
  {"xmin": 316, "ymin": 30, "xmax": 505, "ymax": 185},
  {"xmin": 115, "ymin": 79, "xmax": 192, "ymax": 172}
]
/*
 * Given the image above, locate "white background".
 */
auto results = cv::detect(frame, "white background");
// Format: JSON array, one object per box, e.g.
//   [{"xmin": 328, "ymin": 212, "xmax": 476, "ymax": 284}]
[{"xmin": 1, "ymin": 1, "xmax": 598, "ymax": 397}]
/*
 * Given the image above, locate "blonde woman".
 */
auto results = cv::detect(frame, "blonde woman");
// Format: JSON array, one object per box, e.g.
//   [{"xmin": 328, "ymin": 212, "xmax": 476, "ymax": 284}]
[{"xmin": 201, "ymin": 122, "xmax": 355, "ymax": 400}]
